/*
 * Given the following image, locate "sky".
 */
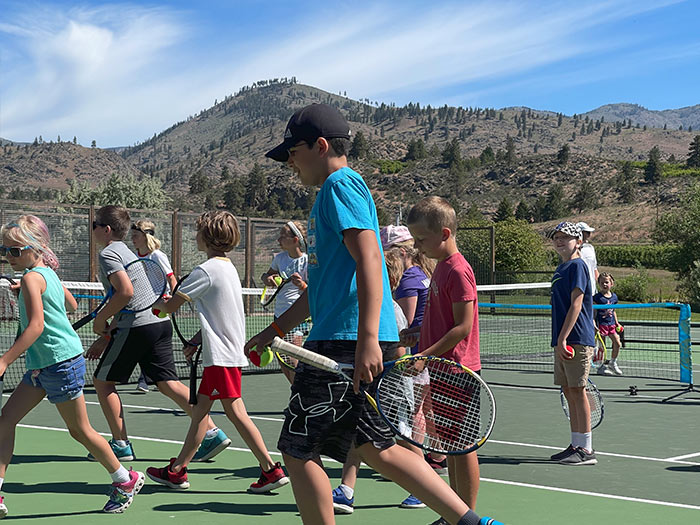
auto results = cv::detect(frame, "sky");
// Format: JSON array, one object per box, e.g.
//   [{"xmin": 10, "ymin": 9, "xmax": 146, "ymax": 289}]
[{"xmin": 1, "ymin": 0, "xmax": 699, "ymax": 147}]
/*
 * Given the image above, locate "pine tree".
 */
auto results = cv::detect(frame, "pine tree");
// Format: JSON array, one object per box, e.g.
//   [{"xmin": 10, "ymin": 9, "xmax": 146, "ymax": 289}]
[
  {"xmin": 515, "ymin": 201, "xmax": 530, "ymax": 221},
  {"xmin": 687, "ymin": 135, "xmax": 700, "ymax": 168},
  {"xmin": 645, "ymin": 146, "xmax": 663, "ymax": 184},
  {"xmin": 494, "ymin": 196, "xmax": 514, "ymax": 222},
  {"xmin": 543, "ymin": 184, "xmax": 568, "ymax": 220},
  {"xmin": 571, "ymin": 179, "xmax": 599, "ymax": 212},
  {"xmin": 505, "ymin": 136, "xmax": 516, "ymax": 165},
  {"xmin": 557, "ymin": 144, "xmax": 570, "ymax": 165},
  {"xmin": 349, "ymin": 130, "xmax": 369, "ymax": 159}
]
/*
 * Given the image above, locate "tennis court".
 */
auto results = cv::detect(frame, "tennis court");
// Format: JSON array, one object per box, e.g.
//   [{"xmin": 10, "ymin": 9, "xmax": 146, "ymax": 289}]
[{"xmin": 1, "ymin": 282, "xmax": 699, "ymax": 524}]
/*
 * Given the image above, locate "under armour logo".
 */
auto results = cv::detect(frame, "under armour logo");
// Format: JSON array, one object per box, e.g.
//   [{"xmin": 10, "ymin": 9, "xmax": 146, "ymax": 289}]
[{"xmin": 287, "ymin": 382, "xmax": 353, "ymax": 436}]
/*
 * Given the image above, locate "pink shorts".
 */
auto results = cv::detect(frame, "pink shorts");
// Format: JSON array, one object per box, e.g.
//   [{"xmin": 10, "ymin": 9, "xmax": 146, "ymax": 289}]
[
  {"xmin": 598, "ymin": 324, "xmax": 617, "ymax": 337},
  {"xmin": 198, "ymin": 366, "xmax": 242, "ymax": 400}
]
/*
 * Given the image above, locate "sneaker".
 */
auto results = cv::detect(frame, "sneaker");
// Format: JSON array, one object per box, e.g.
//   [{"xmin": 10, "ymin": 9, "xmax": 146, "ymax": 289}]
[
  {"xmin": 88, "ymin": 439, "xmax": 135, "ymax": 462},
  {"xmin": 191, "ymin": 429, "xmax": 231, "ymax": 462},
  {"xmin": 559, "ymin": 447, "xmax": 597, "ymax": 465},
  {"xmin": 480, "ymin": 518, "xmax": 505, "ymax": 525},
  {"xmin": 428, "ymin": 518, "xmax": 448, "ymax": 525},
  {"xmin": 400, "ymin": 494, "xmax": 426, "ymax": 509},
  {"xmin": 248, "ymin": 462, "xmax": 290, "ymax": 493},
  {"xmin": 332, "ymin": 486, "xmax": 354, "ymax": 515},
  {"xmin": 425, "ymin": 453, "xmax": 448, "ymax": 475},
  {"xmin": 103, "ymin": 468, "xmax": 145, "ymax": 513},
  {"xmin": 597, "ymin": 364, "xmax": 614, "ymax": 376},
  {"xmin": 610, "ymin": 361, "xmax": 623, "ymax": 375},
  {"xmin": 136, "ymin": 381, "xmax": 149, "ymax": 393},
  {"xmin": 549, "ymin": 444, "xmax": 575, "ymax": 461},
  {"xmin": 146, "ymin": 458, "xmax": 190, "ymax": 489},
  {"xmin": 0, "ymin": 496, "xmax": 7, "ymax": 519}
]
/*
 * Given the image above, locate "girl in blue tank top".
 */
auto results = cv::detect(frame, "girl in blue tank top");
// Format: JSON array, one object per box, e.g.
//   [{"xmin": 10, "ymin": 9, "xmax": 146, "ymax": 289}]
[{"xmin": 0, "ymin": 215, "xmax": 145, "ymax": 518}]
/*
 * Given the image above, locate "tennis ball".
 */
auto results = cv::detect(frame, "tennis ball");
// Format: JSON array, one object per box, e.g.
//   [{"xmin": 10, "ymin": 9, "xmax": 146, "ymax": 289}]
[
  {"xmin": 152, "ymin": 307, "xmax": 167, "ymax": 318},
  {"xmin": 616, "ymin": 325, "xmax": 624, "ymax": 333},
  {"xmin": 565, "ymin": 345, "xmax": 575, "ymax": 359},
  {"xmin": 259, "ymin": 347, "xmax": 273, "ymax": 367},
  {"xmin": 273, "ymin": 275, "xmax": 283, "ymax": 286}
]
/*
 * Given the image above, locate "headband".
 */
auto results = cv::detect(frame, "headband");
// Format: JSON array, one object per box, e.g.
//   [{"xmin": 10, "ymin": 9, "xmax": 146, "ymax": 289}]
[
  {"xmin": 286, "ymin": 221, "xmax": 306, "ymax": 251},
  {"xmin": 131, "ymin": 224, "xmax": 155, "ymax": 236}
]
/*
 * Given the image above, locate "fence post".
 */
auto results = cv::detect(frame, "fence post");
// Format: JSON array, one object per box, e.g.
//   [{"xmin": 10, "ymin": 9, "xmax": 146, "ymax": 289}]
[{"xmin": 89, "ymin": 206, "xmax": 97, "ymax": 281}]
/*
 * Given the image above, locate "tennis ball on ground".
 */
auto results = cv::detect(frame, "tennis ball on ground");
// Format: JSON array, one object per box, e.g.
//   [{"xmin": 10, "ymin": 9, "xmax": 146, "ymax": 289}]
[{"xmin": 565, "ymin": 345, "xmax": 575, "ymax": 359}]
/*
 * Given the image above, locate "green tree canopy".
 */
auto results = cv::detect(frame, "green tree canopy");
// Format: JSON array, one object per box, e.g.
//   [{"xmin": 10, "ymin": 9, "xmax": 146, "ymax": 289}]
[
  {"xmin": 645, "ymin": 145, "xmax": 663, "ymax": 184},
  {"xmin": 349, "ymin": 130, "xmax": 370, "ymax": 159},
  {"xmin": 687, "ymin": 135, "xmax": 700, "ymax": 168},
  {"xmin": 494, "ymin": 196, "xmax": 514, "ymax": 222}
]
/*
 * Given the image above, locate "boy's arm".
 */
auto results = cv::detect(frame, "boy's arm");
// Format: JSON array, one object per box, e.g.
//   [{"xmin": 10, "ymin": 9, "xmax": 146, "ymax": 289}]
[
  {"xmin": 556, "ymin": 288, "xmax": 584, "ymax": 359},
  {"xmin": 343, "ymin": 228, "xmax": 384, "ymax": 393},
  {"xmin": 243, "ymin": 290, "xmax": 310, "ymax": 355},
  {"xmin": 93, "ymin": 270, "xmax": 133, "ymax": 336},
  {"xmin": 418, "ymin": 300, "xmax": 474, "ymax": 358}
]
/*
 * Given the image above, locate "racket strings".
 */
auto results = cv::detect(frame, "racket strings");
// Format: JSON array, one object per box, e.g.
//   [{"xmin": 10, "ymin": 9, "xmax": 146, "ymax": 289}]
[
  {"xmin": 126, "ymin": 260, "xmax": 166, "ymax": 310},
  {"xmin": 378, "ymin": 359, "xmax": 493, "ymax": 454}
]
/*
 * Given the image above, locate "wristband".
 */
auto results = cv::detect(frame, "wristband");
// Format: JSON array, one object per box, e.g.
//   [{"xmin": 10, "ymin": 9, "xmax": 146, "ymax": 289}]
[
  {"xmin": 271, "ymin": 321, "xmax": 286, "ymax": 338},
  {"xmin": 299, "ymin": 281, "xmax": 307, "ymax": 290}
]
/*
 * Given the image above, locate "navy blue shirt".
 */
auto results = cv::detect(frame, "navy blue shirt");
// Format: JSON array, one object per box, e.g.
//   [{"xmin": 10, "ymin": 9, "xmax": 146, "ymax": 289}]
[
  {"xmin": 593, "ymin": 292, "xmax": 618, "ymax": 326},
  {"xmin": 551, "ymin": 258, "xmax": 595, "ymax": 347}
]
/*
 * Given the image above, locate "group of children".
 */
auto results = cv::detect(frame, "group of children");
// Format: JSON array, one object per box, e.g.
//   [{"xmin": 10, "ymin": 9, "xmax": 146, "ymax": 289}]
[{"xmin": 0, "ymin": 102, "xmax": 626, "ymax": 524}]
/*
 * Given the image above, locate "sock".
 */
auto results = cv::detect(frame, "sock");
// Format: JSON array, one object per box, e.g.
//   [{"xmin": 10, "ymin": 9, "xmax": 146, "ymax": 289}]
[
  {"xmin": 110, "ymin": 465, "xmax": 131, "ymax": 484},
  {"xmin": 457, "ymin": 509, "xmax": 481, "ymax": 525},
  {"xmin": 114, "ymin": 439, "xmax": 128, "ymax": 448},
  {"xmin": 0, "ymin": 477, "xmax": 4, "ymax": 491},
  {"xmin": 339, "ymin": 484, "xmax": 354, "ymax": 499},
  {"xmin": 583, "ymin": 432, "xmax": 593, "ymax": 453},
  {"xmin": 204, "ymin": 427, "xmax": 219, "ymax": 440},
  {"xmin": 571, "ymin": 432, "xmax": 583, "ymax": 448},
  {"xmin": 610, "ymin": 358, "xmax": 617, "ymax": 365}
]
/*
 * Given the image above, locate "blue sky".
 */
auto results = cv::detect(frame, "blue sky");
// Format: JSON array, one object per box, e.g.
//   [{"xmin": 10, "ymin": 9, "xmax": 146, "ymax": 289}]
[{"xmin": 1, "ymin": 0, "xmax": 698, "ymax": 147}]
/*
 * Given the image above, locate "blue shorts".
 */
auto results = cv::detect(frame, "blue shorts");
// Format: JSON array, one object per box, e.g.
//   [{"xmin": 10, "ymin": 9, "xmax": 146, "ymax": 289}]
[{"xmin": 22, "ymin": 354, "xmax": 85, "ymax": 404}]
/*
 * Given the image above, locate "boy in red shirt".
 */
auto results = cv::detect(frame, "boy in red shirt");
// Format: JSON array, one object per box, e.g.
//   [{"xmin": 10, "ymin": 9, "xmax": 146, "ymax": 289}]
[{"xmin": 403, "ymin": 196, "xmax": 481, "ymax": 519}]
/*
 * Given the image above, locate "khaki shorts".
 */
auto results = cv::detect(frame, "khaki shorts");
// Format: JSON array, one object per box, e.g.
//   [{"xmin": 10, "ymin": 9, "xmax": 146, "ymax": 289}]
[{"xmin": 554, "ymin": 344, "xmax": 594, "ymax": 387}]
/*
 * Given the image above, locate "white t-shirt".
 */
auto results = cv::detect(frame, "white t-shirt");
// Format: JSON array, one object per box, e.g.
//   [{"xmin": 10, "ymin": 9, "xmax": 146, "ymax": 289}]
[
  {"xmin": 176, "ymin": 257, "xmax": 247, "ymax": 368},
  {"xmin": 580, "ymin": 243, "xmax": 598, "ymax": 294},
  {"xmin": 270, "ymin": 252, "xmax": 308, "ymax": 318},
  {"xmin": 138, "ymin": 249, "xmax": 174, "ymax": 290}
]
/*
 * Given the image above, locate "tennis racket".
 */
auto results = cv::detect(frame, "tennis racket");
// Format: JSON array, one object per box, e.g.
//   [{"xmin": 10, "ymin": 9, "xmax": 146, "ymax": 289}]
[
  {"xmin": 593, "ymin": 330, "xmax": 607, "ymax": 366},
  {"xmin": 270, "ymin": 337, "xmax": 496, "ymax": 455},
  {"xmin": 72, "ymin": 258, "xmax": 167, "ymax": 330},
  {"xmin": 0, "ymin": 276, "xmax": 18, "ymax": 403},
  {"xmin": 261, "ymin": 273, "xmax": 291, "ymax": 310},
  {"xmin": 560, "ymin": 378, "xmax": 604, "ymax": 430},
  {"xmin": 169, "ymin": 274, "xmax": 202, "ymax": 405},
  {"xmin": 275, "ymin": 351, "xmax": 297, "ymax": 371}
]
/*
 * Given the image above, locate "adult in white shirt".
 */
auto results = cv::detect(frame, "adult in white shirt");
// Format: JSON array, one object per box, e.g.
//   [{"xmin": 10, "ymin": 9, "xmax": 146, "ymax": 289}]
[{"xmin": 577, "ymin": 221, "xmax": 598, "ymax": 294}]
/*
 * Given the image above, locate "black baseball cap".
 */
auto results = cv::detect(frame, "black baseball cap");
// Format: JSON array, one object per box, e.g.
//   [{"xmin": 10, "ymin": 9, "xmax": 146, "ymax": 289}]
[{"xmin": 265, "ymin": 103, "xmax": 351, "ymax": 162}]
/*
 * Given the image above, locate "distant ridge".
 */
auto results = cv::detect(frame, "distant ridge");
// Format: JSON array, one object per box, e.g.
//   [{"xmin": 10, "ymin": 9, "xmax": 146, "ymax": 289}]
[{"xmin": 582, "ymin": 103, "xmax": 700, "ymax": 130}]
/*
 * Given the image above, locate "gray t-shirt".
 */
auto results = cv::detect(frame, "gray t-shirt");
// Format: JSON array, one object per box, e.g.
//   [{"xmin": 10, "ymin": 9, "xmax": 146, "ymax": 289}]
[{"xmin": 98, "ymin": 241, "xmax": 162, "ymax": 328}]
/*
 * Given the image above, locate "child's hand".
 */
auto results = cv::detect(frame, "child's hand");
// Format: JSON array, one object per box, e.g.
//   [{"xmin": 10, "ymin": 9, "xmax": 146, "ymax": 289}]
[
  {"xmin": 183, "ymin": 344, "xmax": 198, "ymax": 362},
  {"xmin": 399, "ymin": 328, "xmax": 419, "ymax": 348},
  {"xmin": 354, "ymin": 337, "xmax": 383, "ymax": 394},
  {"xmin": 263, "ymin": 274, "xmax": 279, "ymax": 287},
  {"xmin": 85, "ymin": 337, "xmax": 109, "ymax": 360},
  {"xmin": 555, "ymin": 342, "xmax": 574, "ymax": 360},
  {"xmin": 290, "ymin": 273, "xmax": 306, "ymax": 289},
  {"xmin": 8, "ymin": 281, "xmax": 20, "ymax": 297}
]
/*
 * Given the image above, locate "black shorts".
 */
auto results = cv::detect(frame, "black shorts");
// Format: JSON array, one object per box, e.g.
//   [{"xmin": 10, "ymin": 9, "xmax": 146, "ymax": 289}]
[
  {"xmin": 94, "ymin": 320, "xmax": 179, "ymax": 384},
  {"xmin": 278, "ymin": 340, "xmax": 396, "ymax": 463}
]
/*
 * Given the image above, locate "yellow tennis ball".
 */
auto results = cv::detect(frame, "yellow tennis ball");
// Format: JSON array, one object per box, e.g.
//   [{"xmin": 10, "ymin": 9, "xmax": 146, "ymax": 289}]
[
  {"xmin": 259, "ymin": 347, "xmax": 273, "ymax": 367},
  {"xmin": 273, "ymin": 275, "xmax": 283, "ymax": 286}
]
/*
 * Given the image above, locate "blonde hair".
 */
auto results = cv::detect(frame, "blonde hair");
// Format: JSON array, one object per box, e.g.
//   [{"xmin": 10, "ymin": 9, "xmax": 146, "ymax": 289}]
[
  {"xmin": 407, "ymin": 196, "xmax": 457, "ymax": 234},
  {"xmin": 1, "ymin": 215, "xmax": 59, "ymax": 270},
  {"xmin": 286, "ymin": 220, "xmax": 307, "ymax": 252},
  {"xmin": 390, "ymin": 240, "xmax": 436, "ymax": 278},
  {"xmin": 384, "ymin": 249, "xmax": 404, "ymax": 291},
  {"xmin": 133, "ymin": 219, "xmax": 162, "ymax": 253},
  {"xmin": 196, "ymin": 211, "xmax": 241, "ymax": 252}
]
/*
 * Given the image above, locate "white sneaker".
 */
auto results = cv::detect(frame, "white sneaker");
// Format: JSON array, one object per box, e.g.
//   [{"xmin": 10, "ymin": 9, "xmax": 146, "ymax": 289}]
[
  {"xmin": 597, "ymin": 364, "xmax": 614, "ymax": 376},
  {"xmin": 610, "ymin": 362, "xmax": 623, "ymax": 375}
]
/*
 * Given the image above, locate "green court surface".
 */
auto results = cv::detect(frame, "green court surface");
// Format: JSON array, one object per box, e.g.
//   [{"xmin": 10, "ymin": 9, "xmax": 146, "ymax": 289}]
[{"xmin": 2, "ymin": 369, "xmax": 699, "ymax": 524}]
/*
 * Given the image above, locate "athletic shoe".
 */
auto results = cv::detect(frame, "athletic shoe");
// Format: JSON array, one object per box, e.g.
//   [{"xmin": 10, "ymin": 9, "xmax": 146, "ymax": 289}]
[
  {"xmin": 428, "ymin": 518, "xmax": 448, "ymax": 525},
  {"xmin": 609, "ymin": 362, "xmax": 623, "ymax": 375},
  {"xmin": 136, "ymin": 381, "xmax": 149, "ymax": 393},
  {"xmin": 103, "ymin": 468, "xmax": 145, "ymax": 513},
  {"xmin": 191, "ymin": 429, "xmax": 231, "ymax": 462},
  {"xmin": 480, "ymin": 518, "xmax": 505, "ymax": 525},
  {"xmin": 549, "ymin": 444, "xmax": 575, "ymax": 461},
  {"xmin": 0, "ymin": 496, "xmax": 7, "ymax": 519},
  {"xmin": 424, "ymin": 453, "xmax": 448, "ymax": 475},
  {"xmin": 146, "ymin": 458, "xmax": 190, "ymax": 489},
  {"xmin": 88, "ymin": 439, "xmax": 135, "ymax": 462},
  {"xmin": 559, "ymin": 447, "xmax": 597, "ymax": 465},
  {"xmin": 400, "ymin": 494, "xmax": 426, "ymax": 509},
  {"xmin": 597, "ymin": 364, "xmax": 614, "ymax": 376},
  {"xmin": 248, "ymin": 462, "xmax": 290, "ymax": 493},
  {"xmin": 332, "ymin": 486, "xmax": 354, "ymax": 514}
]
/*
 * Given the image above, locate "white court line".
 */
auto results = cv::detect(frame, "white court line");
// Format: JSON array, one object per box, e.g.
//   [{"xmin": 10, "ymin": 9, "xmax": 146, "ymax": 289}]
[
  {"xmin": 481, "ymin": 478, "xmax": 700, "ymax": 511},
  {"xmin": 15, "ymin": 424, "xmax": 696, "ymax": 510},
  {"xmin": 664, "ymin": 451, "xmax": 700, "ymax": 461}
]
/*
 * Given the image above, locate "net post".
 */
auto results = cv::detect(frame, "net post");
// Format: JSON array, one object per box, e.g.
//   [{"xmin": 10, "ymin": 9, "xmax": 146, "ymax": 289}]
[{"xmin": 678, "ymin": 303, "xmax": 692, "ymax": 385}]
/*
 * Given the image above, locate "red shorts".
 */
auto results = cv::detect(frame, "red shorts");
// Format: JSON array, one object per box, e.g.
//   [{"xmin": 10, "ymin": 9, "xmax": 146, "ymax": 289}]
[
  {"xmin": 598, "ymin": 324, "xmax": 617, "ymax": 337},
  {"xmin": 198, "ymin": 366, "xmax": 242, "ymax": 400}
]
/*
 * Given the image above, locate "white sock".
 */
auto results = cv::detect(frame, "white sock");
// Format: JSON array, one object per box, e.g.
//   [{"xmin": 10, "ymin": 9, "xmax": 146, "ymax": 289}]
[
  {"xmin": 110, "ymin": 466, "xmax": 131, "ymax": 484},
  {"xmin": 571, "ymin": 432, "xmax": 583, "ymax": 448},
  {"xmin": 583, "ymin": 432, "xmax": 593, "ymax": 452},
  {"xmin": 339, "ymin": 484, "xmax": 354, "ymax": 499},
  {"xmin": 114, "ymin": 439, "xmax": 128, "ymax": 448},
  {"xmin": 0, "ymin": 477, "xmax": 4, "ymax": 491},
  {"xmin": 205, "ymin": 427, "xmax": 219, "ymax": 440}
]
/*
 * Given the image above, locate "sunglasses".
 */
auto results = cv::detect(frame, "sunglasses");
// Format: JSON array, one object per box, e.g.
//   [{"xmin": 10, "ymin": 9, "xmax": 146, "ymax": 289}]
[
  {"xmin": 92, "ymin": 221, "xmax": 108, "ymax": 230},
  {"xmin": 0, "ymin": 245, "xmax": 32, "ymax": 257}
]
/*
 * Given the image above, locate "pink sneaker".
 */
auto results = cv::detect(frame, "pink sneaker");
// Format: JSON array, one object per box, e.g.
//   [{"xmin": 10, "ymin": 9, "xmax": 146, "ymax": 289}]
[
  {"xmin": 248, "ymin": 462, "xmax": 290, "ymax": 493},
  {"xmin": 103, "ymin": 468, "xmax": 145, "ymax": 513},
  {"xmin": 146, "ymin": 458, "xmax": 190, "ymax": 489}
]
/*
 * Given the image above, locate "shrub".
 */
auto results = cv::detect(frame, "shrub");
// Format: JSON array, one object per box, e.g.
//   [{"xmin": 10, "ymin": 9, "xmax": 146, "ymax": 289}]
[
  {"xmin": 614, "ymin": 264, "xmax": 653, "ymax": 302},
  {"xmin": 678, "ymin": 260, "xmax": 700, "ymax": 312},
  {"xmin": 595, "ymin": 244, "xmax": 680, "ymax": 271}
]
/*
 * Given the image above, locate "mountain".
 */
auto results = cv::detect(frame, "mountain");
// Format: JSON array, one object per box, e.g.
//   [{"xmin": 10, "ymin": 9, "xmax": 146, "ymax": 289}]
[
  {"xmin": 582, "ymin": 103, "xmax": 700, "ymax": 131},
  {"xmin": 1, "ymin": 80, "xmax": 698, "ymax": 242}
]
